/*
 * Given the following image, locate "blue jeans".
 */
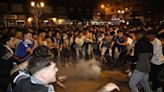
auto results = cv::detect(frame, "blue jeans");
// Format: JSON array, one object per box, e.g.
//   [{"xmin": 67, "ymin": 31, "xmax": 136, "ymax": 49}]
[
  {"xmin": 129, "ymin": 70, "xmax": 152, "ymax": 92},
  {"xmin": 75, "ymin": 47, "xmax": 84, "ymax": 60}
]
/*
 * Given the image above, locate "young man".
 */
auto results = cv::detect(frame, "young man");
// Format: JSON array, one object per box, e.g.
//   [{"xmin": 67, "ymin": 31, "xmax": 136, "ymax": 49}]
[
  {"xmin": 37, "ymin": 29, "xmax": 46, "ymax": 45},
  {"xmin": 14, "ymin": 29, "xmax": 23, "ymax": 52},
  {"xmin": 13, "ymin": 55, "xmax": 58, "ymax": 92},
  {"xmin": 0, "ymin": 35, "xmax": 20, "ymax": 91},
  {"xmin": 129, "ymin": 30, "xmax": 153, "ymax": 92},
  {"xmin": 147, "ymin": 30, "xmax": 164, "ymax": 92},
  {"xmin": 16, "ymin": 31, "xmax": 35, "ymax": 62},
  {"xmin": 9, "ymin": 45, "xmax": 65, "ymax": 92},
  {"xmin": 75, "ymin": 31, "xmax": 85, "ymax": 60}
]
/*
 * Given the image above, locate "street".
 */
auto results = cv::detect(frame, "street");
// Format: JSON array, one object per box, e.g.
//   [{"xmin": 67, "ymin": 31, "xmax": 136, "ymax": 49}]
[{"xmin": 55, "ymin": 63, "xmax": 131, "ymax": 92}]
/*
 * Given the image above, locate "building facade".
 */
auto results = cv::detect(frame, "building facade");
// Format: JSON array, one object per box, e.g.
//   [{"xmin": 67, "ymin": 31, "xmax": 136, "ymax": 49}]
[
  {"xmin": 0, "ymin": 0, "xmax": 99, "ymax": 27},
  {"xmin": 94, "ymin": 0, "xmax": 149, "ymax": 22}
]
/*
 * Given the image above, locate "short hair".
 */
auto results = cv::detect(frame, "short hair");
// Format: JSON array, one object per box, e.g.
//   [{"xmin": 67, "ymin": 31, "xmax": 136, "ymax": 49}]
[
  {"xmin": 117, "ymin": 30, "xmax": 123, "ymax": 33},
  {"xmin": 83, "ymin": 28, "xmax": 89, "ymax": 31},
  {"xmin": 33, "ymin": 45, "xmax": 50, "ymax": 56},
  {"xmin": 28, "ymin": 55, "xmax": 52, "ymax": 74},
  {"xmin": 37, "ymin": 29, "xmax": 46, "ymax": 34},
  {"xmin": 134, "ymin": 29, "xmax": 146, "ymax": 35},
  {"xmin": 110, "ymin": 32, "xmax": 115, "ymax": 36},
  {"xmin": 79, "ymin": 31, "xmax": 83, "ymax": 34},
  {"xmin": 23, "ymin": 31, "xmax": 32, "ymax": 35},
  {"xmin": 123, "ymin": 33, "xmax": 129, "ymax": 37},
  {"xmin": 147, "ymin": 30, "xmax": 158, "ymax": 36},
  {"xmin": 0, "ymin": 35, "xmax": 11, "ymax": 44}
]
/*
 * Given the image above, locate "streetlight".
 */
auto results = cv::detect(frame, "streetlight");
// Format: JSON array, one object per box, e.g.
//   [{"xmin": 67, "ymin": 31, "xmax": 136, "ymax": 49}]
[
  {"xmin": 118, "ymin": 10, "xmax": 125, "ymax": 14},
  {"xmin": 118, "ymin": 10, "xmax": 121, "ymax": 13},
  {"xmin": 40, "ymin": 2, "xmax": 45, "ymax": 8},
  {"xmin": 31, "ymin": 1, "xmax": 35, "ymax": 7},
  {"xmin": 121, "ymin": 10, "xmax": 125, "ymax": 14},
  {"xmin": 118, "ymin": 10, "xmax": 125, "ymax": 22},
  {"xmin": 27, "ymin": 17, "xmax": 33, "ymax": 23},
  {"xmin": 100, "ymin": 4, "xmax": 106, "ymax": 20},
  {"xmin": 100, "ymin": 4, "xmax": 105, "ymax": 9},
  {"xmin": 30, "ymin": 1, "xmax": 45, "ymax": 29}
]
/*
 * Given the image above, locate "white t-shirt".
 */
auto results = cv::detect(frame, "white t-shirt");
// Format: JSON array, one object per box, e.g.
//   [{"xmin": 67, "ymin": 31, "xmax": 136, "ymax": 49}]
[
  {"xmin": 75, "ymin": 36, "xmax": 85, "ymax": 47},
  {"xmin": 151, "ymin": 38, "xmax": 164, "ymax": 65},
  {"xmin": 126, "ymin": 37, "xmax": 133, "ymax": 50}
]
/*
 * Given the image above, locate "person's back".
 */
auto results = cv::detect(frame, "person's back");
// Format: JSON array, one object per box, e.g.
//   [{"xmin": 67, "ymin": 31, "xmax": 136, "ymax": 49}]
[
  {"xmin": 135, "ymin": 37, "xmax": 153, "ymax": 73},
  {"xmin": 129, "ymin": 30, "xmax": 153, "ymax": 92}
]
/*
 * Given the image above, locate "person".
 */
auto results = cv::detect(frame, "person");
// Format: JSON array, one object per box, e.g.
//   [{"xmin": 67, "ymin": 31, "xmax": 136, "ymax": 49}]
[
  {"xmin": 16, "ymin": 31, "xmax": 35, "ymax": 62},
  {"xmin": 13, "ymin": 55, "xmax": 58, "ymax": 92},
  {"xmin": 14, "ymin": 29, "xmax": 23, "ymax": 53},
  {"xmin": 147, "ymin": 30, "xmax": 164, "ymax": 92},
  {"xmin": 111, "ymin": 30, "xmax": 124, "ymax": 61},
  {"xmin": 9, "ymin": 45, "xmax": 65, "ymax": 92},
  {"xmin": 116, "ymin": 33, "xmax": 133, "ymax": 65},
  {"xmin": 99, "ymin": 34, "xmax": 112, "ymax": 64},
  {"xmin": 117, "ymin": 33, "xmax": 133, "ymax": 76},
  {"xmin": 129, "ymin": 29, "xmax": 153, "ymax": 92},
  {"xmin": 37, "ymin": 29, "xmax": 46, "ymax": 45},
  {"xmin": 0, "ymin": 35, "xmax": 20, "ymax": 91},
  {"xmin": 75, "ymin": 31, "xmax": 85, "ymax": 60},
  {"xmin": 60, "ymin": 32, "xmax": 73, "ymax": 67},
  {"xmin": 10, "ymin": 45, "xmax": 51, "ymax": 75},
  {"xmin": 83, "ymin": 28, "xmax": 94, "ymax": 59}
]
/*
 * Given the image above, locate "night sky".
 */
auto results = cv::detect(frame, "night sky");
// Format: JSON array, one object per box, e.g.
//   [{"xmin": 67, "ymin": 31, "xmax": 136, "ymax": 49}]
[
  {"xmin": 1, "ymin": 0, "xmax": 164, "ymax": 10},
  {"xmin": 1, "ymin": 0, "xmax": 164, "ymax": 17}
]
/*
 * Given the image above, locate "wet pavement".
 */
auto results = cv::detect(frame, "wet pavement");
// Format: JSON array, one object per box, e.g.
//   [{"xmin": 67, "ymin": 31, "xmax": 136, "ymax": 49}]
[{"xmin": 55, "ymin": 64, "xmax": 131, "ymax": 92}]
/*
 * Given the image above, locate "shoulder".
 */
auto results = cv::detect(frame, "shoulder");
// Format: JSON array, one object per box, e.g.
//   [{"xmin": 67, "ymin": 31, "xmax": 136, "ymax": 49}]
[
  {"xmin": 127, "ymin": 37, "xmax": 133, "ymax": 43},
  {"xmin": 155, "ymin": 38, "xmax": 162, "ymax": 46},
  {"xmin": 14, "ymin": 77, "xmax": 49, "ymax": 92}
]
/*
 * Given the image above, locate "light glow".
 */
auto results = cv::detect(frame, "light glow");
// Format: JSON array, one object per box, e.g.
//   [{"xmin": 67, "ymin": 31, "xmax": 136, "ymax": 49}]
[
  {"xmin": 31, "ymin": 1, "xmax": 35, "ymax": 7},
  {"xmin": 40, "ymin": 2, "xmax": 44, "ymax": 8}
]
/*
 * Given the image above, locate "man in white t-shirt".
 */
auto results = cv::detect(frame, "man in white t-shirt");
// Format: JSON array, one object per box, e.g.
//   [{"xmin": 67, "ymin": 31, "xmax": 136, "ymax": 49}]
[
  {"xmin": 147, "ymin": 31, "xmax": 164, "ymax": 92},
  {"xmin": 117, "ymin": 34, "xmax": 133, "ymax": 50},
  {"xmin": 75, "ymin": 31, "xmax": 85, "ymax": 60}
]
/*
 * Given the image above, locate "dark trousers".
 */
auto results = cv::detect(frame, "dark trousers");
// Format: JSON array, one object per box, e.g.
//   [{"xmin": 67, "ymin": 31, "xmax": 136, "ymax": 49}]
[
  {"xmin": 162, "ymin": 83, "xmax": 164, "ymax": 92},
  {"xmin": 150, "ymin": 63, "xmax": 164, "ymax": 91}
]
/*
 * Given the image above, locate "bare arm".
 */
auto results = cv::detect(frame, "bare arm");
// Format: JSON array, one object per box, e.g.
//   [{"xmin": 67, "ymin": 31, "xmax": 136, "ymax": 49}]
[{"xmin": 10, "ymin": 61, "xmax": 29, "ymax": 75}]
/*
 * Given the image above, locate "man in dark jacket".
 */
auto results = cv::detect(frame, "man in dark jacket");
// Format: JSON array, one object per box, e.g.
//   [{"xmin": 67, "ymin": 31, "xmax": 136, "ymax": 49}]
[
  {"xmin": 13, "ymin": 55, "xmax": 58, "ymax": 92},
  {"xmin": 0, "ymin": 35, "xmax": 20, "ymax": 91},
  {"xmin": 129, "ymin": 30, "xmax": 153, "ymax": 92}
]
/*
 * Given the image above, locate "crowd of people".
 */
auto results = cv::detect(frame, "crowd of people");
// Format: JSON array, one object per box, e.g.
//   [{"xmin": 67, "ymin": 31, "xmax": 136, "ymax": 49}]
[{"xmin": 0, "ymin": 23, "xmax": 164, "ymax": 92}]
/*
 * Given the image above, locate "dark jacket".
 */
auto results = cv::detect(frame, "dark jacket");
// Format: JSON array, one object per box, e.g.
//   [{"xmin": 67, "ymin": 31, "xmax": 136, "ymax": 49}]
[
  {"xmin": 133, "ymin": 37, "xmax": 153, "ymax": 73},
  {"xmin": 0, "ymin": 45, "xmax": 18, "ymax": 90},
  {"xmin": 13, "ymin": 78, "xmax": 49, "ymax": 92}
]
